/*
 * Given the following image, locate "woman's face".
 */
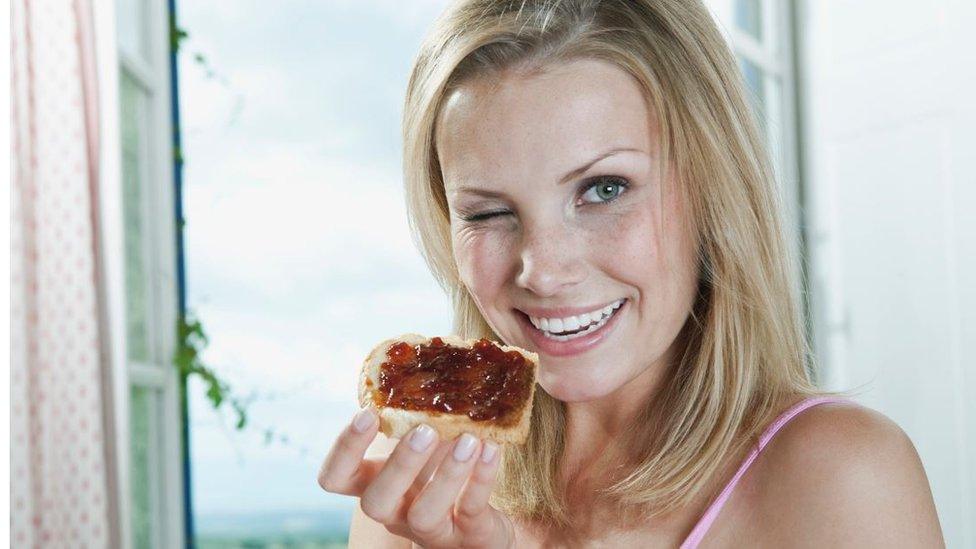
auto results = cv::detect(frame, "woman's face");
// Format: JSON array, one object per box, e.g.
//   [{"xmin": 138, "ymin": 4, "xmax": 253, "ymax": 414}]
[{"xmin": 436, "ymin": 58, "xmax": 700, "ymax": 402}]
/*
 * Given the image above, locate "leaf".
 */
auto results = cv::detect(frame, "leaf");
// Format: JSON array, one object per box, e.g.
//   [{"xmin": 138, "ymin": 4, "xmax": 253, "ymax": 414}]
[
  {"xmin": 174, "ymin": 311, "xmax": 256, "ymax": 434},
  {"xmin": 170, "ymin": 23, "xmax": 189, "ymax": 53},
  {"xmin": 205, "ymin": 383, "xmax": 223, "ymax": 408}
]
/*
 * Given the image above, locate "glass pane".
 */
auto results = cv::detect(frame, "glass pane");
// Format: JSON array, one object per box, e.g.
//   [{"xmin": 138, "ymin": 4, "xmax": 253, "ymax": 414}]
[
  {"xmin": 117, "ymin": 0, "xmax": 151, "ymax": 63},
  {"xmin": 737, "ymin": 55, "xmax": 766, "ymax": 124},
  {"xmin": 734, "ymin": 0, "xmax": 763, "ymax": 42},
  {"xmin": 130, "ymin": 385, "xmax": 159, "ymax": 549},
  {"xmin": 120, "ymin": 71, "xmax": 152, "ymax": 363}
]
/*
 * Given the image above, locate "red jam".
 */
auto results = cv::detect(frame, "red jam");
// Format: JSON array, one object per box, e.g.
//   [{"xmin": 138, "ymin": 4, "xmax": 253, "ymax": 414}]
[{"xmin": 375, "ymin": 337, "xmax": 533, "ymax": 423}]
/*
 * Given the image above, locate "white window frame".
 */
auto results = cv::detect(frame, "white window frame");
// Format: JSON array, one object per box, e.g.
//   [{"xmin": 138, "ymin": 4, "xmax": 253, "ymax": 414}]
[
  {"xmin": 706, "ymin": 0, "xmax": 811, "ymax": 374},
  {"xmin": 727, "ymin": 0, "xmax": 802, "ymax": 235},
  {"xmin": 732, "ymin": 0, "xmax": 809, "ymax": 357},
  {"xmin": 93, "ymin": 0, "xmax": 185, "ymax": 547},
  {"xmin": 705, "ymin": 0, "xmax": 801, "ymax": 236}
]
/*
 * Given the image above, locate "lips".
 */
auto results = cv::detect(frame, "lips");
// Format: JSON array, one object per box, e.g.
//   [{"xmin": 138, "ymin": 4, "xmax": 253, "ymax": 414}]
[{"xmin": 516, "ymin": 298, "xmax": 627, "ymax": 357}]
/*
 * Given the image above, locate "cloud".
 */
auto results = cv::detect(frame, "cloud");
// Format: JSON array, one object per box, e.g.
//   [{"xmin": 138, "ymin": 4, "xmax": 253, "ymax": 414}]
[
  {"xmin": 177, "ymin": 0, "xmax": 452, "ymax": 156},
  {"xmin": 184, "ymin": 150, "xmax": 422, "ymax": 295},
  {"xmin": 177, "ymin": 0, "xmax": 457, "ymax": 517}
]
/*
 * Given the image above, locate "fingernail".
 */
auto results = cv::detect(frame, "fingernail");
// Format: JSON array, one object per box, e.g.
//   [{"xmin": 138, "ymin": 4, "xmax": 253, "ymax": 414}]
[
  {"xmin": 351, "ymin": 408, "xmax": 376, "ymax": 433},
  {"xmin": 409, "ymin": 424, "xmax": 436, "ymax": 452},
  {"xmin": 453, "ymin": 433, "xmax": 478, "ymax": 462},
  {"xmin": 481, "ymin": 441, "xmax": 498, "ymax": 464}
]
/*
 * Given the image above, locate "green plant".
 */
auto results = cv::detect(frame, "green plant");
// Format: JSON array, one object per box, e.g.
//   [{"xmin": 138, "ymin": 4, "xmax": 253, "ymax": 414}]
[
  {"xmin": 170, "ymin": 22, "xmax": 303, "ymax": 456},
  {"xmin": 174, "ymin": 312, "xmax": 310, "ymax": 458},
  {"xmin": 175, "ymin": 310, "xmax": 250, "ymax": 430}
]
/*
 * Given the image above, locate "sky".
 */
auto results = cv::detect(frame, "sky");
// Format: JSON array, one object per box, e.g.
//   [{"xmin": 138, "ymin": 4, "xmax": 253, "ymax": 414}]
[{"xmin": 177, "ymin": 0, "xmax": 454, "ymax": 516}]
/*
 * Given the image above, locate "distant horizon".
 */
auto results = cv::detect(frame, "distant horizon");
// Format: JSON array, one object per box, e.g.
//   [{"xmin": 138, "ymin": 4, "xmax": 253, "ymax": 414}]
[
  {"xmin": 195, "ymin": 500, "xmax": 356, "ymax": 519},
  {"xmin": 195, "ymin": 506, "xmax": 355, "ymax": 539}
]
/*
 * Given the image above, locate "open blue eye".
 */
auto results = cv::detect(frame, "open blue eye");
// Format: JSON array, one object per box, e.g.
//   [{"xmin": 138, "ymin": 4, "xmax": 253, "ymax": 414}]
[{"xmin": 580, "ymin": 176, "xmax": 629, "ymax": 204}]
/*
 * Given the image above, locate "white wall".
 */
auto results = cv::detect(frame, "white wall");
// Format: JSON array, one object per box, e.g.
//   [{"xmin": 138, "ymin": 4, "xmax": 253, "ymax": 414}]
[{"xmin": 799, "ymin": 0, "xmax": 976, "ymax": 546}]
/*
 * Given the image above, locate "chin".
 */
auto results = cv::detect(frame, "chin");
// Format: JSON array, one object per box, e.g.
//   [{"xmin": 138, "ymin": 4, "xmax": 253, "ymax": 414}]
[{"xmin": 536, "ymin": 367, "xmax": 619, "ymax": 403}]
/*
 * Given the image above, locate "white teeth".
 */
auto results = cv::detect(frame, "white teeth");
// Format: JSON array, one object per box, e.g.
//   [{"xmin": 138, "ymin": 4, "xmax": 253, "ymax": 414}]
[
  {"xmin": 526, "ymin": 298, "xmax": 626, "ymax": 339},
  {"xmin": 543, "ymin": 309, "xmax": 615, "ymax": 341}
]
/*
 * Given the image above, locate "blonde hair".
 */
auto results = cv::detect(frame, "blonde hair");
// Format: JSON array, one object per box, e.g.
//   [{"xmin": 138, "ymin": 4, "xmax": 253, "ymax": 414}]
[{"xmin": 401, "ymin": 0, "xmax": 856, "ymax": 525}]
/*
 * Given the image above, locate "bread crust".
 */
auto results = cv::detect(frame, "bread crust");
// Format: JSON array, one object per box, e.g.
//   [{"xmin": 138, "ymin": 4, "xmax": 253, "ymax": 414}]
[{"xmin": 359, "ymin": 333, "xmax": 538, "ymax": 444}]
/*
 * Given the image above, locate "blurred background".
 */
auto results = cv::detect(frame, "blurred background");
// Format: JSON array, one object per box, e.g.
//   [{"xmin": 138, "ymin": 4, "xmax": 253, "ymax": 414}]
[{"xmin": 8, "ymin": 0, "xmax": 974, "ymax": 548}]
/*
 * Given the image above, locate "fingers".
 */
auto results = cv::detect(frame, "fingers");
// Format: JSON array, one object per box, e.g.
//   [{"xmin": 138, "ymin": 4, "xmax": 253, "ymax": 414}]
[
  {"xmin": 454, "ymin": 440, "xmax": 501, "ymax": 523},
  {"xmin": 317, "ymin": 408, "xmax": 379, "ymax": 495},
  {"xmin": 408, "ymin": 438, "xmax": 455, "ymax": 498},
  {"xmin": 406, "ymin": 434, "xmax": 484, "ymax": 541},
  {"xmin": 320, "ymin": 416, "xmax": 508, "ymax": 547},
  {"xmin": 359, "ymin": 424, "xmax": 439, "ymax": 524}
]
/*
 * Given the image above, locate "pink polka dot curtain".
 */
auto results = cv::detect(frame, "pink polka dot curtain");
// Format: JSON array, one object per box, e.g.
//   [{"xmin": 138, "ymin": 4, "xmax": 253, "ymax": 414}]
[{"xmin": 10, "ymin": 0, "xmax": 117, "ymax": 546}]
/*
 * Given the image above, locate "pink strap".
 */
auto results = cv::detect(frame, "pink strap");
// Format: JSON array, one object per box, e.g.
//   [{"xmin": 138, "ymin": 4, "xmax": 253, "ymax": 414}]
[{"xmin": 679, "ymin": 396, "xmax": 852, "ymax": 548}]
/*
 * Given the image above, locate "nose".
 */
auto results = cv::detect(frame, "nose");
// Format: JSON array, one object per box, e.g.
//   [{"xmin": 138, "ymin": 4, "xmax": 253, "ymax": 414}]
[{"xmin": 514, "ymin": 223, "xmax": 586, "ymax": 297}]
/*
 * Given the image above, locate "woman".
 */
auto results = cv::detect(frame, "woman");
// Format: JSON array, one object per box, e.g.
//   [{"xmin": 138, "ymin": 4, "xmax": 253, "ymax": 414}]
[{"xmin": 318, "ymin": 0, "xmax": 944, "ymax": 546}]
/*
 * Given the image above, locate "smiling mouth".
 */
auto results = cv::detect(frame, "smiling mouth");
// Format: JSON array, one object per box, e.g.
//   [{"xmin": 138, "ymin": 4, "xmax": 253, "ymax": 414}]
[{"xmin": 522, "ymin": 298, "xmax": 627, "ymax": 342}]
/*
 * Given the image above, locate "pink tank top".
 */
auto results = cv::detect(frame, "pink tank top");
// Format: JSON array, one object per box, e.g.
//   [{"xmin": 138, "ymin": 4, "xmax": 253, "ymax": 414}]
[{"xmin": 679, "ymin": 395, "xmax": 852, "ymax": 548}]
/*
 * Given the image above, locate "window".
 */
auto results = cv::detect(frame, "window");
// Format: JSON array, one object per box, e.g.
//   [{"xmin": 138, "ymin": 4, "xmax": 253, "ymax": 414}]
[
  {"xmin": 704, "ymin": 0, "xmax": 800, "ymax": 239},
  {"xmin": 706, "ymin": 0, "xmax": 799, "ymax": 223},
  {"xmin": 115, "ymin": 0, "xmax": 185, "ymax": 546},
  {"xmin": 729, "ymin": 0, "xmax": 790, "ymax": 189},
  {"xmin": 705, "ymin": 0, "xmax": 809, "ymax": 370},
  {"xmin": 729, "ymin": 0, "xmax": 805, "ymax": 329}
]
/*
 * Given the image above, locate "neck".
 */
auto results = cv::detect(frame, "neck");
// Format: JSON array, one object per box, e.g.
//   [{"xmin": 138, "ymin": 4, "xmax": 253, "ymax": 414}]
[{"xmin": 560, "ymin": 352, "xmax": 675, "ymax": 485}]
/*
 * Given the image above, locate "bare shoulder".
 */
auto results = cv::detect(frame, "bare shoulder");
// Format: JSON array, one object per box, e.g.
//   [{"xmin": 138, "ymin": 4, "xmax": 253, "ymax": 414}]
[
  {"xmin": 349, "ymin": 508, "xmax": 412, "ymax": 549},
  {"xmin": 753, "ymin": 401, "xmax": 945, "ymax": 547}
]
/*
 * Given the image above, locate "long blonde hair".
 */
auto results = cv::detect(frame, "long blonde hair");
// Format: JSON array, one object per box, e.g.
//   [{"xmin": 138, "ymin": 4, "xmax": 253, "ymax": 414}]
[{"xmin": 401, "ymin": 0, "xmax": 855, "ymax": 525}]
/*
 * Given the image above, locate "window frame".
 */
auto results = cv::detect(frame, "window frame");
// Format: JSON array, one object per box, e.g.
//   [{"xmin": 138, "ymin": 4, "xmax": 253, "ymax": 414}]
[
  {"xmin": 94, "ymin": 0, "xmax": 185, "ymax": 545},
  {"xmin": 707, "ymin": 0, "xmax": 811, "ymax": 375},
  {"xmin": 728, "ymin": 0, "xmax": 800, "ymax": 226},
  {"xmin": 706, "ymin": 0, "xmax": 801, "ymax": 228}
]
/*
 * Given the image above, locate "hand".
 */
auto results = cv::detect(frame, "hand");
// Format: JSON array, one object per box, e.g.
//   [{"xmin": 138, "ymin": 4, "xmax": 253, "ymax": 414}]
[{"xmin": 318, "ymin": 408, "xmax": 517, "ymax": 549}]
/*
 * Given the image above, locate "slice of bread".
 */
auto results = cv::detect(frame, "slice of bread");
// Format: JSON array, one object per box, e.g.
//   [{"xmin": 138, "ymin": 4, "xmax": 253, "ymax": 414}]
[{"xmin": 359, "ymin": 333, "xmax": 538, "ymax": 444}]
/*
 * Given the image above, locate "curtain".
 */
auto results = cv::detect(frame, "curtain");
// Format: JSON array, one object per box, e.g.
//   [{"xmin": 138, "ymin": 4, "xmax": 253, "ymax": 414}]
[{"xmin": 10, "ymin": 0, "xmax": 118, "ymax": 545}]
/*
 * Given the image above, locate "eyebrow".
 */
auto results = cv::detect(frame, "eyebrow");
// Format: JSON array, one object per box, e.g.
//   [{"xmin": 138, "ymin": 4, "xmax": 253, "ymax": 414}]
[{"xmin": 451, "ymin": 147, "xmax": 643, "ymax": 198}]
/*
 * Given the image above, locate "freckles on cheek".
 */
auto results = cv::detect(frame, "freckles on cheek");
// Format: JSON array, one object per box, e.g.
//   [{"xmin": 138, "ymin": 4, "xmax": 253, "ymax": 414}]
[{"xmin": 594, "ymin": 206, "xmax": 660, "ymax": 268}]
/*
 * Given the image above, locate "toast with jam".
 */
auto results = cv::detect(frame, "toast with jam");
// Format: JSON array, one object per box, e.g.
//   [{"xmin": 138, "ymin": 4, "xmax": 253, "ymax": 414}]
[{"xmin": 359, "ymin": 333, "xmax": 538, "ymax": 444}]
